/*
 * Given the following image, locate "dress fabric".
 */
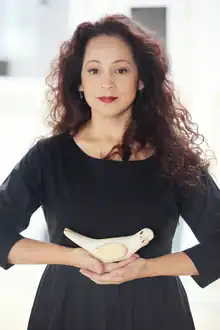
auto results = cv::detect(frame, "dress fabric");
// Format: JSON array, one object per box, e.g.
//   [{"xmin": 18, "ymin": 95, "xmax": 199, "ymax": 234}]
[{"xmin": 0, "ymin": 132, "xmax": 220, "ymax": 330}]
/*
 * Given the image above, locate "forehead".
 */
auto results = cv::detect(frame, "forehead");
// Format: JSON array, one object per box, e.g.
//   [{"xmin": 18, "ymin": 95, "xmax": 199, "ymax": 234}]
[{"xmin": 83, "ymin": 35, "xmax": 134, "ymax": 62}]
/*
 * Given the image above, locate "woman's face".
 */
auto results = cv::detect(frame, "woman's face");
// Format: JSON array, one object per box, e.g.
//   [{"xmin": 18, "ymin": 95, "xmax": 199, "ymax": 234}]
[{"xmin": 79, "ymin": 35, "xmax": 144, "ymax": 118}]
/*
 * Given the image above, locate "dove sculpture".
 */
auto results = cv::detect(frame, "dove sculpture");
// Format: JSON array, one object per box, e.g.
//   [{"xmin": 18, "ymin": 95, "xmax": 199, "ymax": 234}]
[{"xmin": 63, "ymin": 227, "xmax": 154, "ymax": 263}]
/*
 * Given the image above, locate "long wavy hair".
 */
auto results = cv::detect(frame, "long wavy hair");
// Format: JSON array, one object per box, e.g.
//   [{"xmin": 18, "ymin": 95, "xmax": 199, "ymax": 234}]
[{"xmin": 45, "ymin": 14, "xmax": 213, "ymax": 186}]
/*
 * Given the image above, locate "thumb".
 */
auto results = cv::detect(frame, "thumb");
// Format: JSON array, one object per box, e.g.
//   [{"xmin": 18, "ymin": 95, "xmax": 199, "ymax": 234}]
[{"xmin": 88, "ymin": 257, "xmax": 104, "ymax": 274}]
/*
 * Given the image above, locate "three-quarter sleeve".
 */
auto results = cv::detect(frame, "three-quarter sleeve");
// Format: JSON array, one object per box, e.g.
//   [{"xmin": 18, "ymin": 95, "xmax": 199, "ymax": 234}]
[
  {"xmin": 0, "ymin": 141, "xmax": 43, "ymax": 270},
  {"xmin": 177, "ymin": 170, "xmax": 220, "ymax": 288}
]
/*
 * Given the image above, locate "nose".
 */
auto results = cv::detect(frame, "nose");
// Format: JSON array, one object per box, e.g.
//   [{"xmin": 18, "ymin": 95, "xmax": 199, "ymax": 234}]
[{"xmin": 100, "ymin": 74, "xmax": 115, "ymax": 89}]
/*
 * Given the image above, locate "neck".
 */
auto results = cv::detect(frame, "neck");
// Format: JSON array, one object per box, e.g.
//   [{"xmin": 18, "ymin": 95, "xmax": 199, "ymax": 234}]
[{"xmin": 86, "ymin": 112, "xmax": 132, "ymax": 144}]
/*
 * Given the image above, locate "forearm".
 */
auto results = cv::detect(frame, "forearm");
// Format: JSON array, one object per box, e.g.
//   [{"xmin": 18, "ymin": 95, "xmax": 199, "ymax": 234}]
[
  {"xmin": 143, "ymin": 252, "xmax": 199, "ymax": 277},
  {"xmin": 8, "ymin": 238, "xmax": 74, "ymax": 267}
]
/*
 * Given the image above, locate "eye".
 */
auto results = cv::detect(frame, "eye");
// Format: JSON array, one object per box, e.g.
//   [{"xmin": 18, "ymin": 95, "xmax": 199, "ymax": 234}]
[
  {"xmin": 116, "ymin": 68, "xmax": 129, "ymax": 74},
  {"xmin": 88, "ymin": 68, "xmax": 99, "ymax": 74}
]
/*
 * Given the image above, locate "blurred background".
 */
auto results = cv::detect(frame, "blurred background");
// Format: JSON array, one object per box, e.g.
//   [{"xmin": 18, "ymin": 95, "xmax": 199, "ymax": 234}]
[{"xmin": 0, "ymin": 0, "xmax": 220, "ymax": 329}]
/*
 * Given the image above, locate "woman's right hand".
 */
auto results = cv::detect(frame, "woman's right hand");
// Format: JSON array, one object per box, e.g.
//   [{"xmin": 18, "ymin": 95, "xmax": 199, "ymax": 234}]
[
  {"xmin": 71, "ymin": 248, "xmax": 105, "ymax": 274},
  {"xmin": 71, "ymin": 248, "xmax": 139, "ymax": 275},
  {"xmin": 6, "ymin": 239, "xmax": 137, "ymax": 271}
]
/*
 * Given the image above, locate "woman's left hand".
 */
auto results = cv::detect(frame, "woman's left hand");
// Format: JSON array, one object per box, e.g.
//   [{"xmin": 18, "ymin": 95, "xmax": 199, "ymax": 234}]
[{"xmin": 79, "ymin": 257, "xmax": 147, "ymax": 284}]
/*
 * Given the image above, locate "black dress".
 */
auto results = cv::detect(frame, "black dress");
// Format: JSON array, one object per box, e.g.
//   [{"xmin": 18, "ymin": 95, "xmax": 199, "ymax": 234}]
[{"xmin": 0, "ymin": 132, "xmax": 220, "ymax": 330}]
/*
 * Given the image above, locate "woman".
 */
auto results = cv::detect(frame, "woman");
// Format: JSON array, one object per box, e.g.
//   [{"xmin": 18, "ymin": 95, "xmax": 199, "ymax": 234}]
[{"xmin": 0, "ymin": 14, "xmax": 220, "ymax": 330}]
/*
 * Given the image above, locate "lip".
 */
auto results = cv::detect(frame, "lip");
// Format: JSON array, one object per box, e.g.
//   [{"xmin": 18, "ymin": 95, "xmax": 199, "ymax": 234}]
[{"xmin": 98, "ymin": 96, "xmax": 118, "ymax": 103}]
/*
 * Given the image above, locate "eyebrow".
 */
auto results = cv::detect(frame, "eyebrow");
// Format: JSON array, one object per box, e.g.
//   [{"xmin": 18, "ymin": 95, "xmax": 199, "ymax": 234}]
[{"xmin": 85, "ymin": 59, "xmax": 132, "ymax": 65}]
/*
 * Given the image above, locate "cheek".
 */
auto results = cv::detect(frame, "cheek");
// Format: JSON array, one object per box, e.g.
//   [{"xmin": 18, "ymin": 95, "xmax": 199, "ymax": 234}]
[
  {"xmin": 83, "ymin": 79, "xmax": 100, "ymax": 97},
  {"xmin": 81, "ymin": 78, "xmax": 98, "ymax": 97},
  {"xmin": 118, "ymin": 76, "xmax": 138, "ymax": 90},
  {"xmin": 83, "ymin": 93, "xmax": 95, "ymax": 107},
  {"xmin": 119, "ymin": 81, "xmax": 138, "ymax": 99}
]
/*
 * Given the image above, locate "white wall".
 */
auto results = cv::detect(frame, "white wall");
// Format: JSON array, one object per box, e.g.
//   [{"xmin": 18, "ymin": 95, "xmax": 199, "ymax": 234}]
[
  {"xmin": 185, "ymin": 0, "xmax": 220, "ymax": 178},
  {"xmin": 0, "ymin": 1, "xmax": 220, "ymax": 329},
  {"xmin": 0, "ymin": 78, "xmax": 49, "ymax": 329},
  {"xmin": 177, "ymin": 0, "xmax": 220, "ymax": 250},
  {"xmin": 0, "ymin": 0, "xmax": 69, "ymax": 77}
]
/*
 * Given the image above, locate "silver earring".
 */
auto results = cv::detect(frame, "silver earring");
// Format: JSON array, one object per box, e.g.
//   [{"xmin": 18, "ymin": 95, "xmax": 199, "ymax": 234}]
[
  {"xmin": 79, "ymin": 91, "xmax": 84, "ymax": 100},
  {"xmin": 138, "ymin": 89, "xmax": 143, "ymax": 97}
]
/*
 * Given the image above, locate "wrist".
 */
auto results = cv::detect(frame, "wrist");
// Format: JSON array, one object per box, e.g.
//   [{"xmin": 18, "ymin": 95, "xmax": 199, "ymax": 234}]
[
  {"xmin": 141, "ymin": 257, "xmax": 163, "ymax": 278},
  {"xmin": 63, "ymin": 247, "xmax": 80, "ymax": 267},
  {"xmin": 52, "ymin": 244, "xmax": 77, "ymax": 267},
  {"xmin": 141, "ymin": 252, "xmax": 199, "ymax": 278}
]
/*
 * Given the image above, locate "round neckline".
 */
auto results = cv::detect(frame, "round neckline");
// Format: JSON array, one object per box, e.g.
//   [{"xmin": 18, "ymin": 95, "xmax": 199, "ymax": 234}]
[{"xmin": 66, "ymin": 132, "xmax": 156, "ymax": 165}]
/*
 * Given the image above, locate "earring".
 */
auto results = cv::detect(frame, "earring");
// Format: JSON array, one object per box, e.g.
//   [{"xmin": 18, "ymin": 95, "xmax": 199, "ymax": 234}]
[
  {"xmin": 138, "ymin": 89, "xmax": 143, "ymax": 96},
  {"xmin": 79, "ymin": 91, "xmax": 84, "ymax": 100}
]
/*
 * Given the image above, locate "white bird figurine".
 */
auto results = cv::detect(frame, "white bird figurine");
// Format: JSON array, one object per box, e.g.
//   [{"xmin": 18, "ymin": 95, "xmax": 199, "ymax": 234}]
[{"xmin": 63, "ymin": 227, "xmax": 154, "ymax": 263}]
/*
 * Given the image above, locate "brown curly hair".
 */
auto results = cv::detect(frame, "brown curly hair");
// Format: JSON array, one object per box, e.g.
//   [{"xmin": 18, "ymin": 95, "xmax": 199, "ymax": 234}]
[{"xmin": 45, "ymin": 14, "xmax": 213, "ymax": 186}]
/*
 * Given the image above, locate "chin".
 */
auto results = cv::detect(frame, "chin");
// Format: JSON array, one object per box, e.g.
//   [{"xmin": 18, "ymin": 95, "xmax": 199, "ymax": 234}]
[{"xmin": 91, "ymin": 101, "xmax": 132, "ymax": 116}]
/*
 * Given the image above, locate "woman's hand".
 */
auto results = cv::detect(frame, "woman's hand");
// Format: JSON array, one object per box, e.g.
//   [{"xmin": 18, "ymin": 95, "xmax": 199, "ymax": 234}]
[
  {"xmin": 72, "ymin": 248, "xmax": 140, "ymax": 275},
  {"xmin": 71, "ymin": 248, "xmax": 105, "ymax": 274},
  {"xmin": 103, "ymin": 254, "xmax": 140, "ymax": 273},
  {"xmin": 79, "ymin": 257, "xmax": 147, "ymax": 284}
]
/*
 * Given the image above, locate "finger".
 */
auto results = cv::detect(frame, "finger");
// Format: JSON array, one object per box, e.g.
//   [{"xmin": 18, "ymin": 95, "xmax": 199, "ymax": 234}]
[
  {"xmin": 81, "ymin": 268, "xmax": 124, "ymax": 281},
  {"xmin": 80, "ymin": 269, "xmax": 96, "ymax": 277},
  {"xmin": 80, "ymin": 269, "xmax": 123, "ymax": 285},
  {"xmin": 104, "ymin": 255, "xmax": 138, "ymax": 272},
  {"xmin": 111, "ymin": 256, "xmax": 137, "ymax": 268},
  {"xmin": 133, "ymin": 254, "xmax": 140, "ymax": 259},
  {"xmin": 96, "ymin": 270, "xmax": 124, "ymax": 283},
  {"xmin": 89, "ymin": 258, "xmax": 105, "ymax": 274}
]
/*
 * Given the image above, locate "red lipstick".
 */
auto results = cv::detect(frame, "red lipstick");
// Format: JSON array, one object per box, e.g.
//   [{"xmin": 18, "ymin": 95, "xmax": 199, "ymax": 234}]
[{"xmin": 98, "ymin": 96, "xmax": 118, "ymax": 103}]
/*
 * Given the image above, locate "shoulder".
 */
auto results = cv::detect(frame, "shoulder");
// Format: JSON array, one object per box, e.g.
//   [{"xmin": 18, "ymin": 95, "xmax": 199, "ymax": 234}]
[
  {"xmin": 31, "ymin": 132, "xmax": 71, "ymax": 158},
  {"xmin": 36, "ymin": 132, "xmax": 69, "ymax": 150},
  {"xmin": 23, "ymin": 132, "xmax": 70, "ymax": 167}
]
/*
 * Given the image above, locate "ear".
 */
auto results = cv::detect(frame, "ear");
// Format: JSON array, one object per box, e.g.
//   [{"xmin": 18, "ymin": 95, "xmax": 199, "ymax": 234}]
[
  {"xmin": 138, "ymin": 80, "xmax": 144, "ymax": 91},
  {"xmin": 79, "ymin": 84, "xmax": 84, "ymax": 92}
]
